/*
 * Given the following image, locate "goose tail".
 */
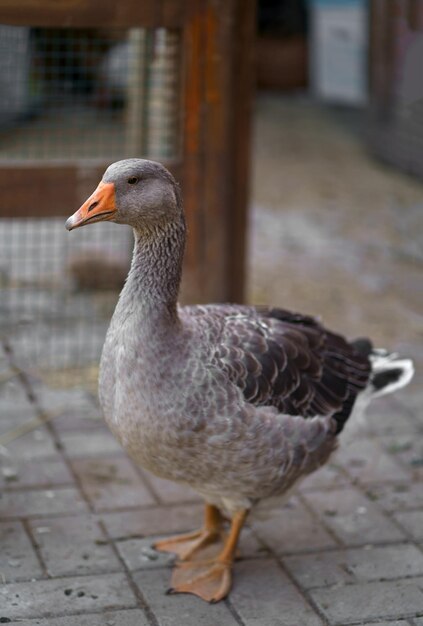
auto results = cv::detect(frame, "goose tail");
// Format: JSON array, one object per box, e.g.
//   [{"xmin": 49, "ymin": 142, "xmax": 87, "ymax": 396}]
[
  {"xmin": 340, "ymin": 342, "xmax": 414, "ymax": 439},
  {"xmin": 368, "ymin": 349, "xmax": 415, "ymax": 398}
]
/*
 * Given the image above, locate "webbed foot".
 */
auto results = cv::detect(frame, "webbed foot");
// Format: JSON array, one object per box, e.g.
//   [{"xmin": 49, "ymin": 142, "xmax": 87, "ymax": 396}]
[{"xmin": 168, "ymin": 559, "xmax": 232, "ymax": 603}]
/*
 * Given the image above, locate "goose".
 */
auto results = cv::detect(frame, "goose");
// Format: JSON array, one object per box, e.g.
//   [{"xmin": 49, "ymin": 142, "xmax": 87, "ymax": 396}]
[{"xmin": 66, "ymin": 158, "xmax": 414, "ymax": 603}]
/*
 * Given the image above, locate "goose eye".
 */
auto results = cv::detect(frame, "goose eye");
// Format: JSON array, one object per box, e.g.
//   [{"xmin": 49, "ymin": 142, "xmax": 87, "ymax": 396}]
[{"xmin": 127, "ymin": 176, "xmax": 139, "ymax": 185}]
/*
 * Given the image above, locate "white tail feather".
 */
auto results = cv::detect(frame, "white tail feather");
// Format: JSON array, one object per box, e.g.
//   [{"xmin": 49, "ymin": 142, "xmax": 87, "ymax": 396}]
[{"xmin": 369, "ymin": 353, "xmax": 415, "ymax": 399}]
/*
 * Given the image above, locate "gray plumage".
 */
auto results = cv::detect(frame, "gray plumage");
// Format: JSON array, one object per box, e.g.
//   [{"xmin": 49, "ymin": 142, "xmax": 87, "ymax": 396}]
[{"xmin": 73, "ymin": 158, "xmax": 414, "ymax": 517}]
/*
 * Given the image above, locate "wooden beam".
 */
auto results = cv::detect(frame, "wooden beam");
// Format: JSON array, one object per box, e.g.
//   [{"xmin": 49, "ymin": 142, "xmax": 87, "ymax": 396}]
[
  {"xmin": 0, "ymin": 0, "xmax": 186, "ymax": 28},
  {"xmin": 0, "ymin": 161, "xmax": 182, "ymax": 217}
]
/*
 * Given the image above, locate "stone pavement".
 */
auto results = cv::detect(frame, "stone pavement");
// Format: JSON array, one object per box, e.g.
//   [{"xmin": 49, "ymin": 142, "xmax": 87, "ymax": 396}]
[{"xmin": 0, "ymin": 340, "xmax": 422, "ymax": 626}]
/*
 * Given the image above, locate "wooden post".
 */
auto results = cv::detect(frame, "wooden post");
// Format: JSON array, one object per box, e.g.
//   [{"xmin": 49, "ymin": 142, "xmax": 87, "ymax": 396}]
[
  {"xmin": 180, "ymin": 0, "xmax": 255, "ymax": 304},
  {"xmin": 229, "ymin": 0, "xmax": 256, "ymax": 303}
]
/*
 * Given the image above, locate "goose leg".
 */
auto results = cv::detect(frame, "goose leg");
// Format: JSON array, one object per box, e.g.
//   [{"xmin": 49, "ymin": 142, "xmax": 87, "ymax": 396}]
[
  {"xmin": 167, "ymin": 509, "xmax": 248, "ymax": 603},
  {"xmin": 153, "ymin": 504, "xmax": 224, "ymax": 561}
]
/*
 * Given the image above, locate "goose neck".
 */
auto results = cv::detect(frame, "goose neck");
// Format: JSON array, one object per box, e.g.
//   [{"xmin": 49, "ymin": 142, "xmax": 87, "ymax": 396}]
[{"xmin": 120, "ymin": 218, "xmax": 185, "ymax": 325}]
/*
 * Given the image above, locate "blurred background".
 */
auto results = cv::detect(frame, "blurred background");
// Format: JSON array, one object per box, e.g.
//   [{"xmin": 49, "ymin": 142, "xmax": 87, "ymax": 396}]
[{"xmin": 0, "ymin": 0, "xmax": 421, "ymax": 401}]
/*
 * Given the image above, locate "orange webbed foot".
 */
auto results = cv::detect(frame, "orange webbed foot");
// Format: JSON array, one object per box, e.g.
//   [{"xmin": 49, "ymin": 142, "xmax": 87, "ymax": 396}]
[
  {"xmin": 154, "ymin": 504, "xmax": 225, "ymax": 561},
  {"xmin": 153, "ymin": 527, "xmax": 224, "ymax": 561},
  {"xmin": 168, "ymin": 559, "xmax": 232, "ymax": 603},
  {"xmin": 164, "ymin": 508, "xmax": 248, "ymax": 603}
]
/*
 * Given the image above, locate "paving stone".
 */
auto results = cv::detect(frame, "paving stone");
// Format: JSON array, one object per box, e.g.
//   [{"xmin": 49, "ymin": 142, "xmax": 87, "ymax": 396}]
[
  {"xmin": 365, "ymin": 482, "xmax": 423, "ymax": 512},
  {"xmin": 57, "ymin": 430, "xmax": 123, "ymax": 458},
  {"xmin": 356, "ymin": 622, "xmax": 411, "ymax": 626},
  {"xmin": 0, "ymin": 348, "xmax": 10, "ymax": 372},
  {"xmin": 0, "ymin": 377, "xmax": 39, "ymax": 442},
  {"xmin": 29, "ymin": 515, "xmax": 122, "ymax": 577},
  {"xmin": 236, "ymin": 526, "xmax": 268, "ymax": 559},
  {"xmin": 363, "ymin": 398, "xmax": 418, "ymax": 436},
  {"xmin": 0, "ymin": 379, "xmax": 34, "ymax": 423},
  {"xmin": 230, "ymin": 558, "xmax": 323, "ymax": 626},
  {"xmin": 140, "ymin": 470, "xmax": 201, "ymax": 504},
  {"xmin": 395, "ymin": 388, "xmax": 423, "ymax": 418},
  {"xmin": 393, "ymin": 511, "xmax": 423, "ymax": 541},
  {"xmin": 303, "ymin": 487, "xmax": 406, "ymax": 546},
  {"xmin": 298, "ymin": 461, "xmax": 350, "ymax": 493},
  {"xmin": 4, "ymin": 428, "xmax": 60, "ymax": 461},
  {"xmin": 0, "ymin": 404, "xmax": 39, "ymax": 435},
  {"xmin": 71, "ymin": 457, "xmax": 155, "ymax": 511},
  {"xmin": 101, "ymin": 503, "xmax": 204, "ymax": 539},
  {"xmin": 284, "ymin": 543, "xmax": 423, "ymax": 590},
  {"xmin": 34, "ymin": 385, "xmax": 98, "ymax": 417},
  {"xmin": 4, "ymin": 609, "xmax": 150, "ymax": 626},
  {"xmin": 133, "ymin": 567, "xmax": 240, "ymax": 626},
  {"xmin": 413, "ymin": 617, "xmax": 423, "ymax": 625},
  {"xmin": 117, "ymin": 536, "xmax": 177, "ymax": 570},
  {"xmin": 379, "ymin": 435, "xmax": 423, "ymax": 480},
  {"xmin": 0, "ymin": 572, "xmax": 137, "ymax": 620},
  {"xmin": 116, "ymin": 526, "xmax": 266, "ymax": 571},
  {"xmin": 53, "ymin": 408, "xmax": 104, "ymax": 432},
  {"xmin": 335, "ymin": 438, "xmax": 410, "ymax": 483},
  {"xmin": 251, "ymin": 497, "xmax": 337, "ymax": 554},
  {"xmin": 0, "ymin": 488, "xmax": 88, "ymax": 518},
  {"xmin": 0, "ymin": 521, "xmax": 43, "ymax": 582},
  {"xmin": 310, "ymin": 576, "xmax": 423, "ymax": 624},
  {"xmin": 48, "ymin": 389, "xmax": 103, "ymax": 433},
  {"xmin": 0, "ymin": 458, "xmax": 74, "ymax": 490}
]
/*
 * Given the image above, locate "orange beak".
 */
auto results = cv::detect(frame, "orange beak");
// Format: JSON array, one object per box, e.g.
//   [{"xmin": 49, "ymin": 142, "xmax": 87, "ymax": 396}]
[{"xmin": 66, "ymin": 181, "xmax": 117, "ymax": 231}]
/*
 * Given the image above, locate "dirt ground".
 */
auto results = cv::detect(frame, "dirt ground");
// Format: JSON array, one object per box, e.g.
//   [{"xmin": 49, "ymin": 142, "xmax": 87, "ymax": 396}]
[{"xmin": 248, "ymin": 94, "xmax": 422, "ymax": 382}]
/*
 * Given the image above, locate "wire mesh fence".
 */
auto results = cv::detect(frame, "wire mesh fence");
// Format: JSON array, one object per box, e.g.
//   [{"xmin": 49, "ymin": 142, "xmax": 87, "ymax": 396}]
[
  {"xmin": 0, "ymin": 25, "xmax": 181, "ymax": 160},
  {"xmin": 0, "ymin": 217, "xmax": 133, "ymax": 389},
  {"xmin": 0, "ymin": 25, "xmax": 182, "ymax": 388}
]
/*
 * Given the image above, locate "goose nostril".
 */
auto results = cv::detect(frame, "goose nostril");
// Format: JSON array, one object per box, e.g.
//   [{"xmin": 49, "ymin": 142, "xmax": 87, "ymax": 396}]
[{"xmin": 88, "ymin": 201, "xmax": 99, "ymax": 213}]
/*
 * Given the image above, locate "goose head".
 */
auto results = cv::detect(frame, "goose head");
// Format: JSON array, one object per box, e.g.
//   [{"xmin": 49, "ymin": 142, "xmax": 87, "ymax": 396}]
[{"xmin": 66, "ymin": 159, "xmax": 182, "ymax": 231}]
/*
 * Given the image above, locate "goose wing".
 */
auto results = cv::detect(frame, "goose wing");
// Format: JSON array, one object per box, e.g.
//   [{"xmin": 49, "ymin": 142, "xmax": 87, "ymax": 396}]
[{"xmin": 207, "ymin": 306, "xmax": 371, "ymax": 433}]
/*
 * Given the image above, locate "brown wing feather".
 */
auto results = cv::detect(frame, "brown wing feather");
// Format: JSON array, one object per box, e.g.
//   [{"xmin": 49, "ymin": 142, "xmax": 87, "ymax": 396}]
[{"xmin": 213, "ymin": 306, "xmax": 371, "ymax": 434}]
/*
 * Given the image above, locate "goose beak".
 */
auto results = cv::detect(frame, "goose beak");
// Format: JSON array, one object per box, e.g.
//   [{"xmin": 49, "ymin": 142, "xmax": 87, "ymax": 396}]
[{"xmin": 66, "ymin": 181, "xmax": 117, "ymax": 231}]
